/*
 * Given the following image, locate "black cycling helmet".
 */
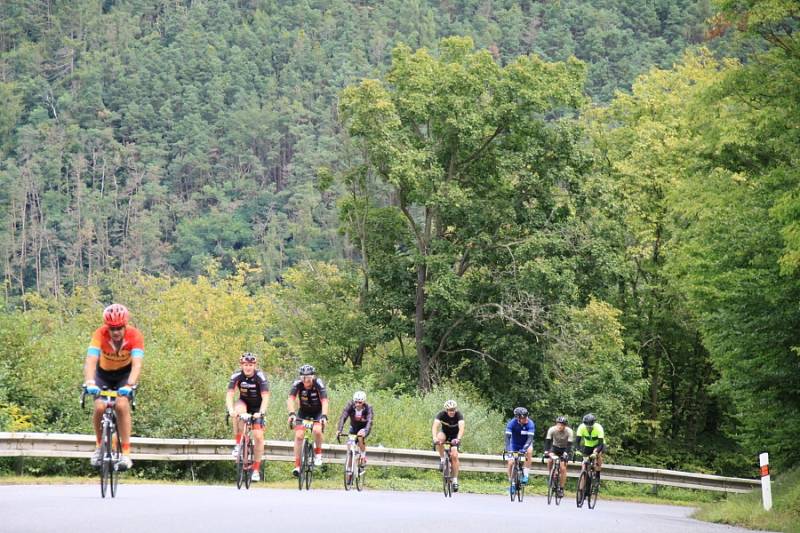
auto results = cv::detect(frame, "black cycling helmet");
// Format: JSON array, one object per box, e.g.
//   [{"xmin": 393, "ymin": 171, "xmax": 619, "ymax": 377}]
[
  {"xmin": 299, "ymin": 364, "xmax": 315, "ymax": 376},
  {"xmin": 555, "ymin": 415, "xmax": 568, "ymax": 425},
  {"xmin": 513, "ymin": 407, "xmax": 528, "ymax": 418},
  {"xmin": 582, "ymin": 413, "xmax": 596, "ymax": 426},
  {"xmin": 239, "ymin": 352, "xmax": 257, "ymax": 363}
]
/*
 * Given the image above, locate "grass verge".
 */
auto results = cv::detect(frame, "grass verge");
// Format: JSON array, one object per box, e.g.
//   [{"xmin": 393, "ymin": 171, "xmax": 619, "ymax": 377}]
[{"xmin": 694, "ymin": 467, "xmax": 800, "ymax": 533}]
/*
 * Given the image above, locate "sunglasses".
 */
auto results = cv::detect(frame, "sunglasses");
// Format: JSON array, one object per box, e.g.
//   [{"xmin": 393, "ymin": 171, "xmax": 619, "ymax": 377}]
[{"xmin": 109, "ymin": 325, "xmax": 125, "ymax": 332}]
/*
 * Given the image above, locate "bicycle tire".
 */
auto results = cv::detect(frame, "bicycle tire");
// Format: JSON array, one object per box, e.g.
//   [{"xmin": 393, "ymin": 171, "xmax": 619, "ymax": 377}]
[
  {"xmin": 508, "ymin": 460, "xmax": 517, "ymax": 502},
  {"xmin": 554, "ymin": 469, "xmax": 563, "ymax": 505},
  {"xmin": 576, "ymin": 471, "xmax": 588, "ymax": 508},
  {"xmin": 516, "ymin": 476, "xmax": 524, "ymax": 502},
  {"xmin": 110, "ymin": 425, "xmax": 121, "ymax": 498},
  {"xmin": 547, "ymin": 468, "xmax": 555, "ymax": 505},
  {"xmin": 236, "ymin": 439, "xmax": 246, "ymax": 490},
  {"xmin": 100, "ymin": 422, "xmax": 112, "ymax": 498},
  {"xmin": 303, "ymin": 440, "xmax": 314, "ymax": 490},
  {"xmin": 344, "ymin": 449, "xmax": 354, "ymax": 491},
  {"xmin": 243, "ymin": 435, "xmax": 253, "ymax": 490},
  {"xmin": 355, "ymin": 457, "xmax": 365, "ymax": 492},
  {"xmin": 588, "ymin": 473, "xmax": 600, "ymax": 509},
  {"xmin": 443, "ymin": 458, "xmax": 452, "ymax": 498}
]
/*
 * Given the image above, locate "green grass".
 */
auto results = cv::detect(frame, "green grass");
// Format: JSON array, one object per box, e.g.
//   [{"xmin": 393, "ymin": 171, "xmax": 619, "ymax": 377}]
[{"xmin": 694, "ymin": 467, "xmax": 800, "ymax": 533}]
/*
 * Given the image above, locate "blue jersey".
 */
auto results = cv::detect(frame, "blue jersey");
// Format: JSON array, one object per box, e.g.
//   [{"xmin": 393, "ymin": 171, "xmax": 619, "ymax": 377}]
[{"xmin": 505, "ymin": 418, "xmax": 535, "ymax": 451}]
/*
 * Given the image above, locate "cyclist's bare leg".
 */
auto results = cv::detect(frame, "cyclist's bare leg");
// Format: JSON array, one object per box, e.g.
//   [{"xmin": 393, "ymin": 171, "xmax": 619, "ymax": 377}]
[
  {"xmin": 435, "ymin": 432, "xmax": 447, "ymax": 460},
  {"xmin": 252, "ymin": 427, "xmax": 264, "ymax": 463},
  {"xmin": 559, "ymin": 457, "xmax": 568, "ymax": 488},
  {"xmin": 232, "ymin": 402, "xmax": 247, "ymax": 440},
  {"xmin": 115, "ymin": 396, "xmax": 131, "ymax": 450},
  {"xmin": 507, "ymin": 458, "xmax": 515, "ymax": 480},
  {"xmin": 292, "ymin": 426, "xmax": 305, "ymax": 467},
  {"xmin": 312, "ymin": 423, "xmax": 324, "ymax": 453},
  {"xmin": 524, "ymin": 447, "xmax": 533, "ymax": 469},
  {"xmin": 357, "ymin": 435, "xmax": 366, "ymax": 454},
  {"xmin": 92, "ymin": 399, "xmax": 104, "ymax": 445},
  {"xmin": 450, "ymin": 446, "xmax": 460, "ymax": 478},
  {"xmin": 547, "ymin": 456, "xmax": 554, "ymax": 476}
]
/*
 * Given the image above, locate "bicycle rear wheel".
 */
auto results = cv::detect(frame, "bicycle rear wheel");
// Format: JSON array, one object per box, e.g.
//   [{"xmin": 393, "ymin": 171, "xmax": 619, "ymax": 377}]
[
  {"xmin": 516, "ymin": 469, "xmax": 524, "ymax": 502},
  {"xmin": 547, "ymin": 467, "xmax": 555, "ymax": 505},
  {"xmin": 110, "ymin": 427, "xmax": 121, "ymax": 498},
  {"xmin": 588, "ymin": 473, "xmax": 600, "ymax": 509},
  {"xmin": 508, "ymin": 462, "xmax": 517, "ymax": 502},
  {"xmin": 576, "ymin": 471, "xmax": 588, "ymax": 508}
]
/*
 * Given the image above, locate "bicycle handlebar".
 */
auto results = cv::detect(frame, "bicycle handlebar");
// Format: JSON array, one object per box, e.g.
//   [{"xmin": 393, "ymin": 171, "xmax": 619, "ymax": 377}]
[{"xmin": 80, "ymin": 385, "xmax": 137, "ymax": 411}]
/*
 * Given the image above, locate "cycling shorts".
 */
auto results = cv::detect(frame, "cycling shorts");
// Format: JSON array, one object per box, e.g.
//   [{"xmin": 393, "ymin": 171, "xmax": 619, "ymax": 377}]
[
  {"xmin": 94, "ymin": 365, "xmax": 131, "ymax": 392},
  {"xmin": 294, "ymin": 410, "xmax": 324, "ymax": 428}
]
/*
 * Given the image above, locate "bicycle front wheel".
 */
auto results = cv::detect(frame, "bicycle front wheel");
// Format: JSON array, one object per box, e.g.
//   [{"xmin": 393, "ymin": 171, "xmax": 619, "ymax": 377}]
[
  {"xmin": 303, "ymin": 441, "xmax": 314, "ymax": 490},
  {"xmin": 554, "ymin": 472, "xmax": 563, "ymax": 505},
  {"xmin": 443, "ymin": 460, "xmax": 452, "ymax": 498},
  {"xmin": 343, "ymin": 449, "xmax": 354, "ymax": 491},
  {"xmin": 236, "ymin": 440, "xmax": 246, "ymax": 489},
  {"xmin": 100, "ymin": 424, "xmax": 112, "ymax": 498},
  {"xmin": 576, "ymin": 471, "xmax": 588, "ymax": 508},
  {"xmin": 355, "ymin": 458, "xmax": 365, "ymax": 492},
  {"xmin": 110, "ymin": 427, "xmax": 121, "ymax": 498},
  {"xmin": 547, "ymin": 471, "xmax": 555, "ymax": 505},
  {"xmin": 588, "ymin": 474, "xmax": 600, "ymax": 509},
  {"xmin": 243, "ymin": 436, "xmax": 253, "ymax": 490}
]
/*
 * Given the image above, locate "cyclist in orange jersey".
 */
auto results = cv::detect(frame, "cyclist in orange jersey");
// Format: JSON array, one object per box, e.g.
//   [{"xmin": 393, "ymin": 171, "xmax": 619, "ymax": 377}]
[{"xmin": 82, "ymin": 304, "xmax": 143, "ymax": 470}]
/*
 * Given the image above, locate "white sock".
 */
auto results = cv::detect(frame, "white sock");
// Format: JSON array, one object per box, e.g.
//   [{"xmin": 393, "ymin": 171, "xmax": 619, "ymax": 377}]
[
  {"xmin": 523, "ymin": 467, "xmax": 530, "ymax": 477},
  {"xmin": 453, "ymin": 477, "xmax": 458, "ymax": 484}
]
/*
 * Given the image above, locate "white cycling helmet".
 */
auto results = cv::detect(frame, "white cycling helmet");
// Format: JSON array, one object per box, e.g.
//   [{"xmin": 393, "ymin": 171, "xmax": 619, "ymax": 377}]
[
  {"xmin": 444, "ymin": 399, "xmax": 457, "ymax": 410},
  {"xmin": 353, "ymin": 391, "xmax": 367, "ymax": 402}
]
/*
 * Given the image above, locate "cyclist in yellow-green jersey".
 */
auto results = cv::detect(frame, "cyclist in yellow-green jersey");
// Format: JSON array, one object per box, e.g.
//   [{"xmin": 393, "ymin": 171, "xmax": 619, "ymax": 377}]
[{"xmin": 575, "ymin": 413, "xmax": 605, "ymax": 479}]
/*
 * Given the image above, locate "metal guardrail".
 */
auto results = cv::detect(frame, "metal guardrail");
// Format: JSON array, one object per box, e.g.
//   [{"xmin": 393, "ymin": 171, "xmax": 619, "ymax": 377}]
[{"xmin": 0, "ymin": 432, "xmax": 759, "ymax": 493}]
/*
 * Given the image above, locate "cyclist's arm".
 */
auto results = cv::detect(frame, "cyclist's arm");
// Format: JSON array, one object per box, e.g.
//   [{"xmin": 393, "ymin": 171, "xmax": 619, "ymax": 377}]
[
  {"xmin": 363, "ymin": 404, "xmax": 374, "ymax": 436},
  {"xmin": 337, "ymin": 402, "xmax": 351, "ymax": 433},
  {"xmin": 286, "ymin": 394, "xmax": 297, "ymax": 414},
  {"xmin": 593, "ymin": 438, "xmax": 605, "ymax": 453},
  {"xmin": 565, "ymin": 427, "xmax": 574, "ymax": 454},
  {"xmin": 544, "ymin": 438, "xmax": 553, "ymax": 453},
  {"xmin": 456, "ymin": 419, "xmax": 465, "ymax": 440},
  {"xmin": 83, "ymin": 354, "xmax": 99, "ymax": 385},
  {"xmin": 127, "ymin": 356, "xmax": 143, "ymax": 386},
  {"xmin": 225, "ymin": 389, "xmax": 236, "ymax": 413},
  {"xmin": 522, "ymin": 431, "xmax": 533, "ymax": 451},
  {"xmin": 259, "ymin": 390, "xmax": 270, "ymax": 416},
  {"xmin": 432, "ymin": 418, "xmax": 441, "ymax": 441},
  {"xmin": 321, "ymin": 397, "xmax": 329, "ymax": 418},
  {"xmin": 504, "ymin": 430, "xmax": 512, "ymax": 451}
]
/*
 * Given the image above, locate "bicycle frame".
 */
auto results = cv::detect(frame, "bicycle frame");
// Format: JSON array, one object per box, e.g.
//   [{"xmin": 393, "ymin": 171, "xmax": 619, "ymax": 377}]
[
  {"xmin": 298, "ymin": 419, "xmax": 317, "ymax": 490},
  {"xmin": 546, "ymin": 453, "xmax": 564, "ymax": 505},
  {"xmin": 438, "ymin": 442, "xmax": 455, "ymax": 498},
  {"xmin": 81, "ymin": 386, "xmax": 136, "ymax": 499},
  {"xmin": 577, "ymin": 454, "xmax": 600, "ymax": 509},
  {"xmin": 233, "ymin": 413, "xmax": 256, "ymax": 490},
  {"xmin": 504, "ymin": 451, "xmax": 525, "ymax": 502},
  {"xmin": 338, "ymin": 433, "xmax": 366, "ymax": 492}
]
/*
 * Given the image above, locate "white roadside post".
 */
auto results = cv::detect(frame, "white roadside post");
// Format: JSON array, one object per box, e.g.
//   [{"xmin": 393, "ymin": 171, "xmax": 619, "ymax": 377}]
[{"xmin": 759, "ymin": 452, "xmax": 772, "ymax": 511}]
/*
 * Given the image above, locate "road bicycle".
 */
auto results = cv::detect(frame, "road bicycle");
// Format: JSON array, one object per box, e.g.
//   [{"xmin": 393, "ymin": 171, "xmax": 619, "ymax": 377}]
[
  {"xmin": 576, "ymin": 452, "xmax": 601, "ymax": 509},
  {"xmin": 503, "ymin": 451, "xmax": 525, "ymax": 502},
  {"xmin": 297, "ymin": 418, "xmax": 318, "ymax": 490},
  {"xmin": 337, "ymin": 433, "xmax": 366, "ymax": 491},
  {"xmin": 434, "ymin": 441, "xmax": 456, "ymax": 497},
  {"xmin": 544, "ymin": 452, "xmax": 567, "ymax": 505},
  {"xmin": 228, "ymin": 412, "xmax": 258, "ymax": 490},
  {"xmin": 81, "ymin": 386, "xmax": 136, "ymax": 498}
]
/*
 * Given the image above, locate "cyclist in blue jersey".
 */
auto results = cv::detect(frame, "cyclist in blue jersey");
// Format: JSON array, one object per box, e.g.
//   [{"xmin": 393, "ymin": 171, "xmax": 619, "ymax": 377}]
[{"xmin": 504, "ymin": 407, "xmax": 534, "ymax": 494}]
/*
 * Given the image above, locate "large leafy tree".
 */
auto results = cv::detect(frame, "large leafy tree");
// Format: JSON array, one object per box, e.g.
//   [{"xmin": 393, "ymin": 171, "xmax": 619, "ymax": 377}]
[{"xmin": 339, "ymin": 36, "xmax": 587, "ymax": 391}]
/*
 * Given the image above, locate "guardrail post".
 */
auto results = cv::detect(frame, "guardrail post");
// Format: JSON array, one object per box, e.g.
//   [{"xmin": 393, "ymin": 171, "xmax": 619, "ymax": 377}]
[
  {"xmin": 15, "ymin": 456, "xmax": 24, "ymax": 476},
  {"xmin": 759, "ymin": 452, "xmax": 772, "ymax": 511}
]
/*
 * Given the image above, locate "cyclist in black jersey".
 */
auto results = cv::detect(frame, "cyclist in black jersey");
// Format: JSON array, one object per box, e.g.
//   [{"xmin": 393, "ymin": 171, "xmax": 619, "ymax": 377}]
[
  {"xmin": 287, "ymin": 364, "xmax": 329, "ymax": 477},
  {"xmin": 226, "ymin": 352, "xmax": 270, "ymax": 481},
  {"xmin": 432, "ymin": 399, "xmax": 465, "ymax": 491},
  {"xmin": 336, "ymin": 391, "xmax": 373, "ymax": 464}
]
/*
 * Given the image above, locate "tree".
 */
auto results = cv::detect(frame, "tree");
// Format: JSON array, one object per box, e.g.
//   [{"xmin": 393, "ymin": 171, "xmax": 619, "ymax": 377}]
[{"xmin": 340, "ymin": 36, "xmax": 586, "ymax": 390}]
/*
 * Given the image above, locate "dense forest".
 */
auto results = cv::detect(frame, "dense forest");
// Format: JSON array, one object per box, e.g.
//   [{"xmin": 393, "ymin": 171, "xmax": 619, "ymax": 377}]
[{"xmin": 1, "ymin": 0, "xmax": 798, "ymax": 476}]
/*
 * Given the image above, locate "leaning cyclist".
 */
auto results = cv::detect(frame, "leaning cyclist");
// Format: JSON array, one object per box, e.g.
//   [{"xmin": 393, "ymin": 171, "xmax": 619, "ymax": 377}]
[
  {"xmin": 83, "ymin": 303, "xmax": 143, "ymax": 470},
  {"xmin": 504, "ymin": 407, "xmax": 534, "ymax": 494},
  {"xmin": 336, "ymin": 391, "xmax": 374, "ymax": 465},
  {"xmin": 543, "ymin": 415, "xmax": 574, "ymax": 497},
  {"xmin": 575, "ymin": 413, "xmax": 605, "ymax": 481},
  {"xmin": 432, "ymin": 399, "xmax": 465, "ymax": 492},
  {"xmin": 287, "ymin": 364, "xmax": 329, "ymax": 477},
  {"xmin": 226, "ymin": 352, "xmax": 270, "ymax": 482}
]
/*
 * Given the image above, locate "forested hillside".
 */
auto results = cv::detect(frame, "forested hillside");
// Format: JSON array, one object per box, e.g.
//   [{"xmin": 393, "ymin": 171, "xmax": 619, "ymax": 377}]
[{"xmin": 2, "ymin": 0, "xmax": 798, "ymax": 477}]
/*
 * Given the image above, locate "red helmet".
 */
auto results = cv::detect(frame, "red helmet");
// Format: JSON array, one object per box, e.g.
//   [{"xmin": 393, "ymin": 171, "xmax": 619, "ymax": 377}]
[{"xmin": 103, "ymin": 303, "xmax": 129, "ymax": 327}]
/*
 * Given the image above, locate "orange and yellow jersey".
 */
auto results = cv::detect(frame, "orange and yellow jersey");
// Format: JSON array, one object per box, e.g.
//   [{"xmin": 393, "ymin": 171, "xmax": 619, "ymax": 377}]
[{"xmin": 87, "ymin": 325, "xmax": 144, "ymax": 372}]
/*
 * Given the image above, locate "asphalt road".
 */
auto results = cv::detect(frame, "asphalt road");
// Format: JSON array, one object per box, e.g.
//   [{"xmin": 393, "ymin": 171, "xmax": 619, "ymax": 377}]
[{"xmin": 0, "ymin": 484, "xmax": 772, "ymax": 533}]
